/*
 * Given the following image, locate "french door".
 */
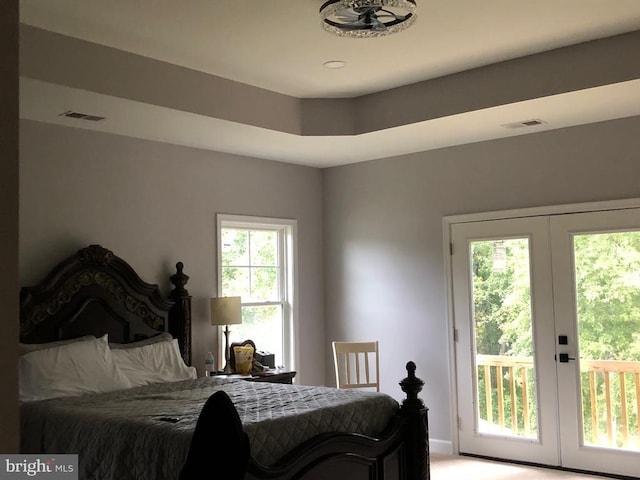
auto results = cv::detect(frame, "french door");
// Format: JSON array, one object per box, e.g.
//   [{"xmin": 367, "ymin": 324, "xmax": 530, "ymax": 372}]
[{"xmin": 451, "ymin": 208, "xmax": 640, "ymax": 478}]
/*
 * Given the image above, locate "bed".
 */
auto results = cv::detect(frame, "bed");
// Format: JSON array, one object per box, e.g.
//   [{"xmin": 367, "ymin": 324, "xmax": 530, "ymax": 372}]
[{"xmin": 19, "ymin": 244, "xmax": 430, "ymax": 480}]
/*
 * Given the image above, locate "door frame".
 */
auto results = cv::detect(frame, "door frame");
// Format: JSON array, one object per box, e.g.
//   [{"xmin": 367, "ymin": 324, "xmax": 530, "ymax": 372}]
[{"xmin": 442, "ymin": 197, "xmax": 640, "ymax": 456}]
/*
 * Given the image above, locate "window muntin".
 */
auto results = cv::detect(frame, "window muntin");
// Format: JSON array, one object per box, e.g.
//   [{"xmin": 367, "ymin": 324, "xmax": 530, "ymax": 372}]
[
  {"xmin": 217, "ymin": 215, "xmax": 296, "ymax": 370},
  {"xmin": 221, "ymin": 229, "xmax": 280, "ymax": 302}
]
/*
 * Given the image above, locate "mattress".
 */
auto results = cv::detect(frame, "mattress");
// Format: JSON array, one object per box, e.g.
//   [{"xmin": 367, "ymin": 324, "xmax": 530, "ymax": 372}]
[{"xmin": 20, "ymin": 377, "xmax": 399, "ymax": 480}]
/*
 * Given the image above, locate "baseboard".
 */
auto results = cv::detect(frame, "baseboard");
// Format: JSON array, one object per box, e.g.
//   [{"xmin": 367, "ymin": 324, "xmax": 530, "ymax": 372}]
[{"xmin": 429, "ymin": 438, "xmax": 453, "ymax": 455}]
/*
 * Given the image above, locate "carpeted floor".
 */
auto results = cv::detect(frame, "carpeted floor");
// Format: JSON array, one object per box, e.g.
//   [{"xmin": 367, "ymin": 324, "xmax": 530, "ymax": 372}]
[{"xmin": 430, "ymin": 453, "xmax": 619, "ymax": 480}]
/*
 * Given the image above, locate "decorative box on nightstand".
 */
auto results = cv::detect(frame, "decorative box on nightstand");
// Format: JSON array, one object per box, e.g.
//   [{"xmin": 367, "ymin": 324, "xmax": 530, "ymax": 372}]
[{"xmin": 255, "ymin": 351, "xmax": 275, "ymax": 369}]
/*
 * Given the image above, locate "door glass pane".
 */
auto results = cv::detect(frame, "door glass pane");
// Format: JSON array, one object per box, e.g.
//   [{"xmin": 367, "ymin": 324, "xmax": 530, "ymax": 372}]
[
  {"xmin": 471, "ymin": 238, "xmax": 538, "ymax": 438},
  {"xmin": 573, "ymin": 231, "xmax": 640, "ymax": 451}
]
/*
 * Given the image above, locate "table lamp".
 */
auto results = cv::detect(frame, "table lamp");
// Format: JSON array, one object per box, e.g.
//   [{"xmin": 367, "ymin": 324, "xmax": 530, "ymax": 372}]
[{"xmin": 210, "ymin": 296, "xmax": 242, "ymax": 374}]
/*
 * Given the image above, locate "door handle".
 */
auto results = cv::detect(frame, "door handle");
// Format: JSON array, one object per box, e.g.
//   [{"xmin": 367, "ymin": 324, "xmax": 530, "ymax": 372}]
[{"xmin": 557, "ymin": 353, "xmax": 575, "ymax": 363}]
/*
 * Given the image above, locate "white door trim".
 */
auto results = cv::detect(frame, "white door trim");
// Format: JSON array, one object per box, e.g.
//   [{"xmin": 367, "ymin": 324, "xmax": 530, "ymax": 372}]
[
  {"xmin": 451, "ymin": 218, "xmax": 560, "ymax": 464},
  {"xmin": 442, "ymin": 197, "xmax": 640, "ymax": 455}
]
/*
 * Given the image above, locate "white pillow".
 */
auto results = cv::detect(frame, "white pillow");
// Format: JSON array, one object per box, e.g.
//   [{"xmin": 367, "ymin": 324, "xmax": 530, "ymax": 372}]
[
  {"xmin": 109, "ymin": 332, "xmax": 173, "ymax": 350},
  {"xmin": 19, "ymin": 335, "xmax": 96, "ymax": 355},
  {"xmin": 110, "ymin": 338, "xmax": 197, "ymax": 387},
  {"xmin": 19, "ymin": 334, "xmax": 132, "ymax": 402}
]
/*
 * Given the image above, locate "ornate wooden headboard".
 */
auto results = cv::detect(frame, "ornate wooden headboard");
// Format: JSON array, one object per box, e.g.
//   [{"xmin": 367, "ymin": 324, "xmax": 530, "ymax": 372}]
[{"xmin": 19, "ymin": 244, "xmax": 192, "ymax": 365}]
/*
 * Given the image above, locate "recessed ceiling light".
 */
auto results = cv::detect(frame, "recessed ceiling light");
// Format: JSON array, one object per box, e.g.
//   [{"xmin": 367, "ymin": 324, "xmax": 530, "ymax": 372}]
[{"xmin": 323, "ymin": 60, "xmax": 346, "ymax": 69}]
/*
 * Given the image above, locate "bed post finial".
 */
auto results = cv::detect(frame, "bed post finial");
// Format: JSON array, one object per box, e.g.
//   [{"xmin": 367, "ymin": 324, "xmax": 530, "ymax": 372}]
[
  {"xmin": 400, "ymin": 361, "xmax": 424, "ymax": 406},
  {"xmin": 170, "ymin": 262, "xmax": 189, "ymax": 296},
  {"xmin": 169, "ymin": 262, "xmax": 192, "ymax": 366},
  {"xmin": 399, "ymin": 361, "xmax": 430, "ymax": 480}
]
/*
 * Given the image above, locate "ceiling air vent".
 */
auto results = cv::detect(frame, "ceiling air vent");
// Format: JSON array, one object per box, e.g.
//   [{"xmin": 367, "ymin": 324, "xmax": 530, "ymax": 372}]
[
  {"xmin": 59, "ymin": 110, "xmax": 106, "ymax": 122},
  {"xmin": 501, "ymin": 119, "xmax": 547, "ymax": 129}
]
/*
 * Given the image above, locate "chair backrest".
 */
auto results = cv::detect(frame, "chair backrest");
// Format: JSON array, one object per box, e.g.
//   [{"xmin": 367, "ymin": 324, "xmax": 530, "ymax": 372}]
[{"xmin": 332, "ymin": 341, "xmax": 379, "ymax": 391}]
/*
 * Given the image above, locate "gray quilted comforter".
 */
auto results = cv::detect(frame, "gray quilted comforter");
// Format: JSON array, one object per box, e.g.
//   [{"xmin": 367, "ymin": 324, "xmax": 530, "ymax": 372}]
[{"xmin": 20, "ymin": 377, "xmax": 399, "ymax": 480}]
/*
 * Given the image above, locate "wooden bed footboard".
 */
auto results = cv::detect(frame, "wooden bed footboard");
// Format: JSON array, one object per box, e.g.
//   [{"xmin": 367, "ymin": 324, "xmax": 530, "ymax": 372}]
[
  {"xmin": 182, "ymin": 362, "xmax": 429, "ymax": 480},
  {"xmin": 246, "ymin": 361, "xmax": 429, "ymax": 480},
  {"xmin": 245, "ymin": 426, "xmax": 408, "ymax": 480}
]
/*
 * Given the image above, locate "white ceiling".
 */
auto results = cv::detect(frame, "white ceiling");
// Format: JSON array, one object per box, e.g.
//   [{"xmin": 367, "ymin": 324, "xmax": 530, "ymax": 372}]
[{"xmin": 19, "ymin": 0, "xmax": 640, "ymax": 168}]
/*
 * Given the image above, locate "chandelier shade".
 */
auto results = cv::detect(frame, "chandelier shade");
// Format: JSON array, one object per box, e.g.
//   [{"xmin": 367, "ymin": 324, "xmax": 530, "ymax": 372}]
[{"xmin": 319, "ymin": 0, "xmax": 417, "ymax": 38}]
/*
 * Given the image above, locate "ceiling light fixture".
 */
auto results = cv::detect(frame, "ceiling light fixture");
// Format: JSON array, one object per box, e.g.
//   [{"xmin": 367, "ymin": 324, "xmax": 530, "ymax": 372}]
[{"xmin": 320, "ymin": 0, "xmax": 417, "ymax": 38}]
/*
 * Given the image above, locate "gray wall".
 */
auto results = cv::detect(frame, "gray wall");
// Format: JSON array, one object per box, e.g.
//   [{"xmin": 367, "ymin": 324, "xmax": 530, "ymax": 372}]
[
  {"xmin": 19, "ymin": 120, "xmax": 325, "ymax": 386},
  {"xmin": 0, "ymin": 0, "xmax": 19, "ymax": 453},
  {"xmin": 323, "ymin": 115, "xmax": 640, "ymax": 448},
  {"xmin": 17, "ymin": 112, "xmax": 640, "ymax": 450},
  {"xmin": 13, "ymin": 15, "xmax": 640, "ymax": 457}
]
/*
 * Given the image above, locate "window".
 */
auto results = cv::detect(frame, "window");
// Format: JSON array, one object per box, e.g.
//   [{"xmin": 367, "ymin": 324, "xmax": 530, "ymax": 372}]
[{"xmin": 217, "ymin": 214, "xmax": 297, "ymax": 370}]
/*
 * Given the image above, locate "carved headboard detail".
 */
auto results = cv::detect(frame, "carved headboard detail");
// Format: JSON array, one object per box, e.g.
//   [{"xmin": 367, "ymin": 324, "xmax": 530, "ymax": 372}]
[{"xmin": 20, "ymin": 244, "xmax": 192, "ymax": 364}]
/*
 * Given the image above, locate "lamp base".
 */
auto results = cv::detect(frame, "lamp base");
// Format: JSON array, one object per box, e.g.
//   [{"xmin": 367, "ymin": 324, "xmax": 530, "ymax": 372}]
[{"xmin": 222, "ymin": 325, "xmax": 234, "ymax": 374}]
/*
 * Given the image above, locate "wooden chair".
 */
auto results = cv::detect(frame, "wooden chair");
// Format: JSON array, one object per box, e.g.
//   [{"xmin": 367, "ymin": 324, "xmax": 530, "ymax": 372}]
[{"xmin": 332, "ymin": 341, "xmax": 380, "ymax": 391}]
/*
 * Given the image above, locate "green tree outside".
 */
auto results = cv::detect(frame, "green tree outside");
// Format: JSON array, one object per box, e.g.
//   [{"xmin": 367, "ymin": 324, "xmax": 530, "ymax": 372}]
[{"xmin": 471, "ymin": 232, "xmax": 640, "ymax": 447}]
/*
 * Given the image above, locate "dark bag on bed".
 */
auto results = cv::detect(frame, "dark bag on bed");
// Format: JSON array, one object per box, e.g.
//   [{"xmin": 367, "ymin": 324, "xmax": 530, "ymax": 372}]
[{"xmin": 180, "ymin": 391, "xmax": 250, "ymax": 480}]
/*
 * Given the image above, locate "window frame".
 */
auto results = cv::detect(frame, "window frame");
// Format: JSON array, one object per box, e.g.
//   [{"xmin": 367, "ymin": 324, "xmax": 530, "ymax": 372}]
[{"xmin": 216, "ymin": 214, "xmax": 298, "ymax": 371}]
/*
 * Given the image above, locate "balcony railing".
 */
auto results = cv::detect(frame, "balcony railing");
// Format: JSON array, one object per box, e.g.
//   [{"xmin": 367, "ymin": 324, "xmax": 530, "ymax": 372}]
[{"xmin": 476, "ymin": 354, "xmax": 640, "ymax": 450}]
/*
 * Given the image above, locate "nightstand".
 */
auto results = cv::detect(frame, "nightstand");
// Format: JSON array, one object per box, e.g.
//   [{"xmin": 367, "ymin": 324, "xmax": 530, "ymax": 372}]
[
  {"xmin": 248, "ymin": 370, "xmax": 296, "ymax": 384},
  {"xmin": 208, "ymin": 370, "xmax": 297, "ymax": 384}
]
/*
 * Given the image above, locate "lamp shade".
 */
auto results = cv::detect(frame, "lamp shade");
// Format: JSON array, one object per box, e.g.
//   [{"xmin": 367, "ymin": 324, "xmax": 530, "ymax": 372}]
[{"xmin": 210, "ymin": 297, "xmax": 242, "ymax": 326}]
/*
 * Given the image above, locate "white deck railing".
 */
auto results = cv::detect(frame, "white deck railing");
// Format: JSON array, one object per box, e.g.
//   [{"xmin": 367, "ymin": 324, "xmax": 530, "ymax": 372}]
[{"xmin": 476, "ymin": 355, "xmax": 640, "ymax": 449}]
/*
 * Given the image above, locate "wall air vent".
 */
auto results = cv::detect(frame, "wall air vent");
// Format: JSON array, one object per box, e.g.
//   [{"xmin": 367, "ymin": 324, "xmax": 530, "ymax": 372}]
[
  {"xmin": 58, "ymin": 110, "xmax": 105, "ymax": 122},
  {"xmin": 501, "ymin": 119, "xmax": 547, "ymax": 129}
]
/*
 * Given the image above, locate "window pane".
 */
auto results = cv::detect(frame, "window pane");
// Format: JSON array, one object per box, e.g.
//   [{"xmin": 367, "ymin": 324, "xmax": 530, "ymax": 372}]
[
  {"xmin": 230, "ymin": 305, "xmax": 284, "ymax": 367},
  {"xmin": 471, "ymin": 238, "xmax": 538, "ymax": 439},
  {"xmin": 573, "ymin": 231, "xmax": 640, "ymax": 451},
  {"xmin": 250, "ymin": 230, "xmax": 278, "ymax": 266},
  {"xmin": 222, "ymin": 229, "xmax": 249, "ymax": 266},
  {"xmin": 250, "ymin": 267, "xmax": 279, "ymax": 301},
  {"xmin": 221, "ymin": 266, "xmax": 250, "ymax": 298}
]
